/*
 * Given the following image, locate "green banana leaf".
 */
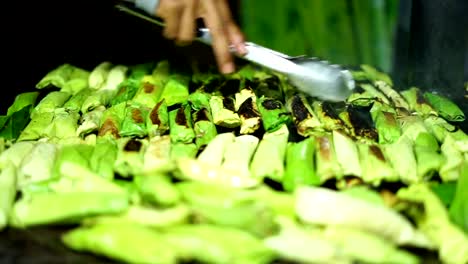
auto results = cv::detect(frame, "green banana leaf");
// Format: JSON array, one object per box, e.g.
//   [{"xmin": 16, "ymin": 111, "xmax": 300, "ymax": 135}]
[
  {"xmin": 62, "ymin": 223, "xmax": 177, "ymax": 264},
  {"xmin": 424, "ymin": 93, "xmax": 465, "ymax": 122},
  {"xmin": 397, "ymin": 184, "xmax": 468, "ymax": 264}
]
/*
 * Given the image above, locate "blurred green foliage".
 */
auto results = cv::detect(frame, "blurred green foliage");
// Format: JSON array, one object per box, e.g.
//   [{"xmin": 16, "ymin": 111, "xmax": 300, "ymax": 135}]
[{"xmin": 241, "ymin": 0, "xmax": 399, "ymax": 73}]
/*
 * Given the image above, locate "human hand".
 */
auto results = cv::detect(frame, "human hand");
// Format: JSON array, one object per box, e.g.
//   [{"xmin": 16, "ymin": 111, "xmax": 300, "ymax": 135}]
[{"xmin": 155, "ymin": 0, "xmax": 246, "ymax": 74}]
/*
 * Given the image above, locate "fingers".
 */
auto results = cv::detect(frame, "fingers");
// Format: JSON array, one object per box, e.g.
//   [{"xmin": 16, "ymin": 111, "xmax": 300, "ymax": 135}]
[
  {"xmin": 178, "ymin": 0, "xmax": 197, "ymax": 44},
  {"xmin": 202, "ymin": 0, "xmax": 235, "ymax": 74},
  {"xmin": 157, "ymin": 0, "xmax": 244, "ymax": 74},
  {"xmin": 157, "ymin": 0, "xmax": 183, "ymax": 40},
  {"xmin": 216, "ymin": 0, "xmax": 247, "ymax": 55}
]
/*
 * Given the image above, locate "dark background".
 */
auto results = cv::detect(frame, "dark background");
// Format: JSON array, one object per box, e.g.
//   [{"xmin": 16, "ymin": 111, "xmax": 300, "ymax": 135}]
[{"xmin": 2, "ymin": 0, "xmax": 243, "ymax": 113}]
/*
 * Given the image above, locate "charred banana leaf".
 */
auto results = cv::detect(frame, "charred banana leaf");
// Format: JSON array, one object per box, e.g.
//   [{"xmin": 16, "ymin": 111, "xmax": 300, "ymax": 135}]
[
  {"xmin": 251, "ymin": 76, "xmax": 290, "ymax": 132},
  {"xmin": 98, "ymin": 103, "xmax": 126, "ymax": 138},
  {"xmin": 114, "ymin": 138, "xmax": 147, "ymax": 177},
  {"xmin": 132, "ymin": 62, "xmax": 169, "ymax": 107},
  {"xmin": 374, "ymin": 81, "xmax": 410, "ymax": 110},
  {"xmin": 370, "ymin": 102, "xmax": 401, "ymax": 144},
  {"xmin": 252, "ymin": 75, "xmax": 284, "ymax": 102},
  {"xmin": 131, "ymin": 76, "xmax": 164, "ymax": 108},
  {"xmin": 347, "ymin": 83, "xmax": 391, "ymax": 107},
  {"xmin": 119, "ymin": 103, "xmax": 150, "ymax": 138},
  {"xmin": 351, "ymin": 64, "xmax": 393, "ymax": 85},
  {"xmin": 315, "ymin": 135, "xmax": 343, "ymax": 183},
  {"xmin": 287, "ymin": 94, "xmax": 323, "ymax": 137},
  {"xmin": 312, "ymin": 101, "xmax": 348, "ymax": 132},
  {"xmin": 192, "ymin": 108, "xmax": 217, "ymax": 149},
  {"xmin": 357, "ymin": 143, "xmax": 397, "ymax": 186},
  {"xmin": 169, "ymin": 103, "xmax": 195, "ymax": 144},
  {"xmin": 235, "ymin": 87, "xmax": 256, "ymax": 111},
  {"xmin": 209, "ymin": 95, "xmax": 241, "ymax": 128},
  {"xmin": 237, "ymin": 97, "xmax": 262, "ymax": 135},
  {"xmin": 339, "ymin": 105, "xmax": 378, "ymax": 143},
  {"xmin": 146, "ymin": 99, "xmax": 169, "ymax": 138},
  {"xmin": 256, "ymin": 96, "xmax": 290, "ymax": 133},
  {"xmin": 400, "ymin": 87, "xmax": 438, "ymax": 117}
]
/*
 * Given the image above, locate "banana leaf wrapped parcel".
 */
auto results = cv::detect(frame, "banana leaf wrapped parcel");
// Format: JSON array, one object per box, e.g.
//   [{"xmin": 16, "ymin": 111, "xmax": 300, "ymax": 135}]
[
  {"xmin": 370, "ymin": 101, "xmax": 401, "ymax": 144},
  {"xmin": 88, "ymin": 62, "xmax": 113, "ymax": 90},
  {"xmin": 192, "ymin": 108, "xmax": 217, "ymax": 148},
  {"xmin": 209, "ymin": 95, "xmax": 241, "ymax": 128},
  {"xmin": 169, "ymin": 103, "xmax": 195, "ymax": 144},
  {"xmin": 131, "ymin": 61, "xmax": 168, "ymax": 107},
  {"xmin": 250, "ymin": 124, "xmax": 289, "ymax": 182},
  {"xmin": 31, "ymin": 91, "xmax": 71, "ymax": 119},
  {"xmin": 283, "ymin": 137, "xmax": 319, "ymax": 192},
  {"xmin": 114, "ymin": 138, "xmax": 147, "ymax": 178},
  {"xmin": 63, "ymin": 88, "xmax": 93, "ymax": 113},
  {"xmin": 146, "ymin": 99, "xmax": 169, "ymax": 138},
  {"xmin": 424, "ymin": 92, "xmax": 465, "ymax": 122},
  {"xmin": 82, "ymin": 65, "xmax": 128, "ymax": 113},
  {"xmin": 76, "ymin": 106, "xmax": 106, "ymax": 137},
  {"xmin": 142, "ymin": 135, "xmax": 173, "ymax": 173},
  {"xmin": 119, "ymin": 103, "xmax": 150, "ymax": 138},
  {"xmin": 315, "ymin": 135, "xmax": 343, "ymax": 183},
  {"xmin": 36, "ymin": 64, "xmax": 90, "ymax": 94},
  {"xmin": 400, "ymin": 87, "xmax": 438, "ymax": 117},
  {"xmin": 160, "ymin": 74, "xmax": 190, "ymax": 107},
  {"xmin": 286, "ymin": 94, "xmax": 323, "ymax": 136},
  {"xmin": 98, "ymin": 103, "xmax": 126, "ymax": 138}
]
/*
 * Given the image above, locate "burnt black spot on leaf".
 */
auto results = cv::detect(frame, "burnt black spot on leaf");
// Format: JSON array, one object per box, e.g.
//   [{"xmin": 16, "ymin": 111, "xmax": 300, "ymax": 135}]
[
  {"xmin": 219, "ymin": 79, "xmax": 240, "ymax": 97},
  {"xmin": 194, "ymin": 108, "xmax": 210, "ymax": 122},
  {"xmin": 222, "ymin": 97, "xmax": 235, "ymax": 111},
  {"xmin": 369, "ymin": 145, "xmax": 386, "ymax": 162},
  {"xmin": 175, "ymin": 107, "xmax": 188, "ymax": 127},
  {"xmin": 124, "ymin": 139, "xmax": 142, "ymax": 152},
  {"xmin": 262, "ymin": 99, "xmax": 282, "ymax": 110},
  {"xmin": 238, "ymin": 97, "xmax": 260, "ymax": 118},
  {"xmin": 291, "ymin": 95, "xmax": 310, "ymax": 122},
  {"xmin": 150, "ymin": 100, "xmax": 164, "ymax": 125}
]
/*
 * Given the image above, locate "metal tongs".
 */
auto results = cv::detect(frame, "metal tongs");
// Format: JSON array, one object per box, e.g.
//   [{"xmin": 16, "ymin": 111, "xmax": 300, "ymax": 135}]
[{"xmin": 115, "ymin": 2, "xmax": 355, "ymax": 102}]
